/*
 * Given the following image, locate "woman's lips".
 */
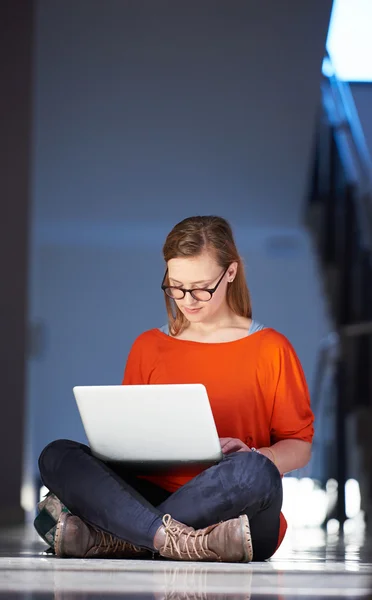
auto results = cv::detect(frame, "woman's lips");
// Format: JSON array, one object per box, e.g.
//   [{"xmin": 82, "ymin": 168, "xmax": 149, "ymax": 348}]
[{"xmin": 183, "ymin": 307, "xmax": 202, "ymax": 314}]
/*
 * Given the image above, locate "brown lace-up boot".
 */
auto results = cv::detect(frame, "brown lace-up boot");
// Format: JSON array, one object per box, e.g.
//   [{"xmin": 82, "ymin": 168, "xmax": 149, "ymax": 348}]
[
  {"xmin": 153, "ymin": 514, "xmax": 253, "ymax": 562},
  {"xmin": 54, "ymin": 512, "xmax": 152, "ymax": 559}
]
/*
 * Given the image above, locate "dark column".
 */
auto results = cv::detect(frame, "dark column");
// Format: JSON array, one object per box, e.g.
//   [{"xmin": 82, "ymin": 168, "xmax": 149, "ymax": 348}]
[{"xmin": 0, "ymin": 0, "xmax": 34, "ymax": 525}]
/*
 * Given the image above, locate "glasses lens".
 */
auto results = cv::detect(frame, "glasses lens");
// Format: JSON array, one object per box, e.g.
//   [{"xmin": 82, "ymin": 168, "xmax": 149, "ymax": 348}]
[
  {"xmin": 164, "ymin": 287, "xmax": 184, "ymax": 299},
  {"xmin": 192, "ymin": 290, "xmax": 213, "ymax": 301}
]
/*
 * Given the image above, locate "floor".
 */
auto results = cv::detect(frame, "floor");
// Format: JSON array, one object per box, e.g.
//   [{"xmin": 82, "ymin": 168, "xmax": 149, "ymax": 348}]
[{"xmin": 0, "ymin": 523, "xmax": 371, "ymax": 600}]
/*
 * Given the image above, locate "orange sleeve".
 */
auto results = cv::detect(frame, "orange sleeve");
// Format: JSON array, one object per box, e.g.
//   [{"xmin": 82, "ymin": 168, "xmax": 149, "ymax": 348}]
[
  {"xmin": 269, "ymin": 335, "xmax": 314, "ymax": 444},
  {"xmin": 122, "ymin": 335, "xmax": 147, "ymax": 385}
]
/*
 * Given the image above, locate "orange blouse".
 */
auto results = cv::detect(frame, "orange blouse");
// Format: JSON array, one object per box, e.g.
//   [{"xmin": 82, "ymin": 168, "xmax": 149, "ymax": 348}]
[{"xmin": 122, "ymin": 326, "xmax": 314, "ymax": 549}]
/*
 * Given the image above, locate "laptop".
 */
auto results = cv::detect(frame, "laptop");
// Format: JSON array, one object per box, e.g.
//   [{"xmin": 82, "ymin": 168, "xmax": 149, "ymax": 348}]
[{"xmin": 73, "ymin": 384, "xmax": 223, "ymax": 473}]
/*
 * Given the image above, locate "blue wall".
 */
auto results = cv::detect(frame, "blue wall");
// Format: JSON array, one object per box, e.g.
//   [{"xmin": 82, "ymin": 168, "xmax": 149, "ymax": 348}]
[{"xmin": 25, "ymin": 0, "xmax": 332, "ymax": 491}]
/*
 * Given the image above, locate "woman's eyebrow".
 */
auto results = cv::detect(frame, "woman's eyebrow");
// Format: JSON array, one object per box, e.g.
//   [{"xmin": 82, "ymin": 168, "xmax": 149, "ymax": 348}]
[{"xmin": 169, "ymin": 277, "xmax": 211, "ymax": 286}]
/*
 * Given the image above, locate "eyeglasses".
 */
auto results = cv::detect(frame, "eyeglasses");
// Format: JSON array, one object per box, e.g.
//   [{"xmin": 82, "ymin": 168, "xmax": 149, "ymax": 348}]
[{"xmin": 161, "ymin": 267, "xmax": 229, "ymax": 302}]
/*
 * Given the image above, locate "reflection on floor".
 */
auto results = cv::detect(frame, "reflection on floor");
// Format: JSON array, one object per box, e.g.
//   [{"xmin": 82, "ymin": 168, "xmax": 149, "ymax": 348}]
[{"xmin": 0, "ymin": 523, "xmax": 371, "ymax": 599}]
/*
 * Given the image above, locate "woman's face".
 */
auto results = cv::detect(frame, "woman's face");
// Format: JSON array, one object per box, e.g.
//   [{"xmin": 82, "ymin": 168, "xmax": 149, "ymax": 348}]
[{"xmin": 167, "ymin": 252, "xmax": 237, "ymax": 324}]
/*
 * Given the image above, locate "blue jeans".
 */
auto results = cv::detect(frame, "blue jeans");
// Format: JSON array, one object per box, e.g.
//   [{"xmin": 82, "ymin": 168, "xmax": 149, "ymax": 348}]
[{"xmin": 39, "ymin": 439, "xmax": 283, "ymax": 561}]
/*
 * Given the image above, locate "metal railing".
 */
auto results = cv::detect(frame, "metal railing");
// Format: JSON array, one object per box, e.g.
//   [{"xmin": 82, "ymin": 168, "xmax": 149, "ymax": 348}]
[{"xmin": 309, "ymin": 56, "xmax": 372, "ymax": 524}]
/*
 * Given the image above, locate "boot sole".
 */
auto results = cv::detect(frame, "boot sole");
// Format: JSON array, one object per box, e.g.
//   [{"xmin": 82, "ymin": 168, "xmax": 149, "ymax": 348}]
[
  {"xmin": 54, "ymin": 512, "xmax": 69, "ymax": 558},
  {"xmin": 239, "ymin": 515, "xmax": 253, "ymax": 562}
]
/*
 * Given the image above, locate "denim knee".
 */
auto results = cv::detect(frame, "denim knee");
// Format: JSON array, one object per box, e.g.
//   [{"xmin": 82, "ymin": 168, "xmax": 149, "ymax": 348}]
[
  {"xmin": 225, "ymin": 450, "xmax": 282, "ymax": 502},
  {"xmin": 38, "ymin": 439, "xmax": 82, "ymax": 483}
]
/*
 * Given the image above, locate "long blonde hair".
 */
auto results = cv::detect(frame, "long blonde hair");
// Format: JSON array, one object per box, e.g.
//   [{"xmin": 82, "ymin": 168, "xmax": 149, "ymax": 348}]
[{"xmin": 162, "ymin": 216, "xmax": 252, "ymax": 336}]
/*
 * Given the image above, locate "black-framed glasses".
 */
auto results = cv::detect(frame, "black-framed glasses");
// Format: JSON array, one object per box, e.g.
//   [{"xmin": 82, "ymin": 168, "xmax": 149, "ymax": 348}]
[{"xmin": 161, "ymin": 267, "xmax": 229, "ymax": 302}]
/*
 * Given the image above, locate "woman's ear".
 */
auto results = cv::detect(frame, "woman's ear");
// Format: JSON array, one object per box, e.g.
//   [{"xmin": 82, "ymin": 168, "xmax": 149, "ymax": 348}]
[{"xmin": 227, "ymin": 262, "xmax": 238, "ymax": 282}]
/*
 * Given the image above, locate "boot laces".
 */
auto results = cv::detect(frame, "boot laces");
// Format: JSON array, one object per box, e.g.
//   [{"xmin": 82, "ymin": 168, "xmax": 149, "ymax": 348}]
[
  {"xmin": 162, "ymin": 514, "xmax": 211, "ymax": 560},
  {"xmin": 96, "ymin": 530, "xmax": 139, "ymax": 554}
]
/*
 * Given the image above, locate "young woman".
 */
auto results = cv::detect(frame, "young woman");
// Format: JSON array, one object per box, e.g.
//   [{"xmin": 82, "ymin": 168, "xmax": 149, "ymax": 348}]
[{"xmin": 35, "ymin": 215, "xmax": 314, "ymax": 562}]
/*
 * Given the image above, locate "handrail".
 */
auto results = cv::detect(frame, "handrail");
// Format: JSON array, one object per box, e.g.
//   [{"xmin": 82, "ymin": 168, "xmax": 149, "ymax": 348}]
[
  {"xmin": 321, "ymin": 55, "xmax": 372, "ymax": 255},
  {"xmin": 341, "ymin": 320, "xmax": 372, "ymax": 338},
  {"xmin": 309, "ymin": 57, "xmax": 372, "ymax": 521},
  {"xmin": 322, "ymin": 54, "xmax": 372, "ymax": 190}
]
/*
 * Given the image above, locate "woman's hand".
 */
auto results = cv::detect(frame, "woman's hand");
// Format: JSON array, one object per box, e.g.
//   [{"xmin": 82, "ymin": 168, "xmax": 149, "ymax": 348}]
[{"xmin": 220, "ymin": 437, "xmax": 251, "ymax": 454}]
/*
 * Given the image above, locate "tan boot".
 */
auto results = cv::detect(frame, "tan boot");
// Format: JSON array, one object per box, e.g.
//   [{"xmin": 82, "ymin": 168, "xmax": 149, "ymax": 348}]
[
  {"xmin": 55, "ymin": 512, "xmax": 152, "ymax": 559},
  {"xmin": 154, "ymin": 514, "xmax": 253, "ymax": 562}
]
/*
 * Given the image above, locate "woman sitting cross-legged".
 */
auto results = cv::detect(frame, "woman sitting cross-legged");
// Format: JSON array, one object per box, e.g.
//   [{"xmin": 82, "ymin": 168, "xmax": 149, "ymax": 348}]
[{"xmin": 35, "ymin": 215, "xmax": 314, "ymax": 562}]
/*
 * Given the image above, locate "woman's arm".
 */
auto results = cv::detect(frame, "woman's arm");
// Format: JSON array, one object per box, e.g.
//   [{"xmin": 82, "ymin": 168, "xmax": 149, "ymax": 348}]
[
  {"xmin": 261, "ymin": 332, "xmax": 314, "ymax": 475},
  {"xmin": 259, "ymin": 439, "xmax": 312, "ymax": 474}
]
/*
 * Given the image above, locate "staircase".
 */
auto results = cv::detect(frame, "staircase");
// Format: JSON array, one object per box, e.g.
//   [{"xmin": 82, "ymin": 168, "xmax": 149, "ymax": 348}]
[{"xmin": 306, "ymin": 56, "xmax": 372, "ymax": 526}]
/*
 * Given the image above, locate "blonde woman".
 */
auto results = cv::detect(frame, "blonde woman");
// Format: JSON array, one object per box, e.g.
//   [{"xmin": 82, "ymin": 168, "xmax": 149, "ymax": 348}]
[{"xmin": 35, "ymin": 216, "xmax": 313, "ymax": 562}]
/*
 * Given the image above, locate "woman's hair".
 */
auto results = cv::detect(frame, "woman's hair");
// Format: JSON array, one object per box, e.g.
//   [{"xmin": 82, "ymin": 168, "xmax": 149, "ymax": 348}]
[{"xmin": 162, "ymin": 215, "xmax": 252, "ymax": 335}]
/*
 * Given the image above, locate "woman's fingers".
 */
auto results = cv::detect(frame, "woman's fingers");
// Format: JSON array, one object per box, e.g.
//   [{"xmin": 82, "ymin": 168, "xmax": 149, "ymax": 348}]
[{"xmin": 220, "ymin": 437, "xmax": 250, "ymax": 454}]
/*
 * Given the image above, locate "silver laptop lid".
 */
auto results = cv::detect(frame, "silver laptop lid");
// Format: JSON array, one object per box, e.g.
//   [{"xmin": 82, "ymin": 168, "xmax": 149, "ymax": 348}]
[{"xmin": 73, "ymin": 384, "xmax": 222, "ymax": 471}]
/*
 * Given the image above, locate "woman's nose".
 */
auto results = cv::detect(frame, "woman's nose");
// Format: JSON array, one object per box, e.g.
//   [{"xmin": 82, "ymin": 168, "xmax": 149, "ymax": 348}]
[{"xmin": 183, "ymin": 291, "xmax": 198, "ymax": 305}]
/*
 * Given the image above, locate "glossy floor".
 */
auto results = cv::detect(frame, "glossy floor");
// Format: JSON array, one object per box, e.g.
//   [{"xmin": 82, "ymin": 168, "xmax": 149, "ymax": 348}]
[{"xmin": 0, "ymin": 524, "xmax": 371, "ymax": 599}]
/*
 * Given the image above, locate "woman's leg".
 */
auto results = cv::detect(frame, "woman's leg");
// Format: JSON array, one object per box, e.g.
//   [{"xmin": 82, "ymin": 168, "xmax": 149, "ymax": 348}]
[
  {"xmin": 38, "ymin": 439, "xmax": 166, "ymax": 550},
  {"xmin": 157, "ymin": 451, "xmax": 283, "ymax": 560}
]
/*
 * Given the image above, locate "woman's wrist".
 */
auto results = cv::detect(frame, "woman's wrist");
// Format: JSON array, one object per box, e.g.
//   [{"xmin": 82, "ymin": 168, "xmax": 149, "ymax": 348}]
[{"xmin": 258, "ymin": 446, "xmax": 277, "ymax": 465}]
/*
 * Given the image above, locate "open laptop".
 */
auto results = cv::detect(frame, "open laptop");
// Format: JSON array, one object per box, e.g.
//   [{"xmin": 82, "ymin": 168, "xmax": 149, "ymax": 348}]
[{"xmin": 73, "ymin": 384, "xmax": 223, "ymax": 473}]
